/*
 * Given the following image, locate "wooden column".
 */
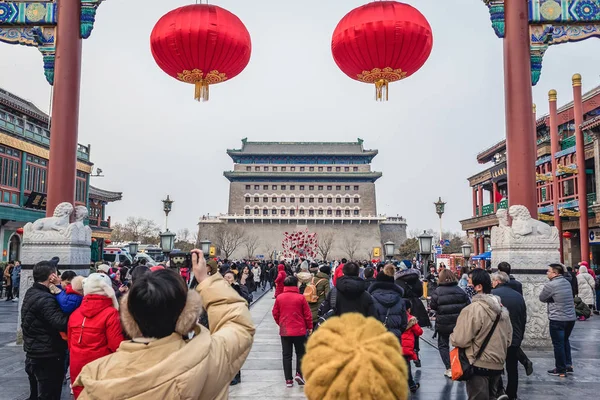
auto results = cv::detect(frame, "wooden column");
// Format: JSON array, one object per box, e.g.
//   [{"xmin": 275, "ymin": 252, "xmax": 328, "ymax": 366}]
[
  {"xmin": 573, "ymin": 74, "xmax": 589, "ymax": 263},
  {"xmin": 549, "ymin": 89, "xmax": 564, "ymax": 262},
  {"xmin": 474, "ymin": 233, "xmax": 480, "ymax": 255},
  {"xmin": 473, "ymin": 187, "xmax": 478, "ymax": 217},
  {"xmin": 46, "ymin": 0, "xmax": 83, "ymax": 216},
  {"xmin": 493, "ymin": 181, "xmax": 498, "ymax": 212},
  {"xmin": 478, "ymin": 185, "xmax": 484, "ymax": 215},
  {"xmin": 503, "ymin": 0, "xmax": 537, "ymax": 215}
]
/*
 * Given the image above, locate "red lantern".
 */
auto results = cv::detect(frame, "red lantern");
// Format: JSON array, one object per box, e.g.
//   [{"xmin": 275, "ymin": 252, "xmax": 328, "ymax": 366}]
[
  {"xmin": 105, "ymin": 239, "xmax": 112, "ymax": 245},
  {"xmin": 331, "ymin": 1, "xmax": 433, "ymax": 101},
  {"xmin": 150, "ymin": 4, "xmax": 252, "ymax": 102},
  {"xmin": 563, "ymin": 231, "xmax": 572, "ymax": 239},
  {"xmin": 16, "ymin": 227, "xmax": 23, "ymax": 235}
]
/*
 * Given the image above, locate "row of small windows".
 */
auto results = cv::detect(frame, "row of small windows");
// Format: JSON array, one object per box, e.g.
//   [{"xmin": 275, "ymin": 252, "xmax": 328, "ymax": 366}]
[
  {"xmin": 246, "ymin": 196, "xmax": 359, "ymax": 204},
  {"xmin": 245, "ymin": 184, "xmax": 359, "ymax": 191},
  {"xmin": 246, "ymin": 166, "xmax": 359, "ymax": 172},
  {"xmin": 244, "ymin": 208, "xmax": 359, "ymax": 216},
  {"xmin": 0, "ymin": 110, "xmax": 50, "ymax": 137}
]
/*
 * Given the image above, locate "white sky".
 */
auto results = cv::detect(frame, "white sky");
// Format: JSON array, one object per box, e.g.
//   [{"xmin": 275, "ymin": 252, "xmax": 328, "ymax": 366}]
[{"xmin": 1, "ymin": 0, "xmax": 599, "ymax": 236}]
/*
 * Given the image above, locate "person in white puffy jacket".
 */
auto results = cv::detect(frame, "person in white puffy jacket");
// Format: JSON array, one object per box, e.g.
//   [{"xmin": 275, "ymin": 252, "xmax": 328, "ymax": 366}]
[{"xmin": 577, "ymin": 265, "xmax": 596, "ymax": 309}]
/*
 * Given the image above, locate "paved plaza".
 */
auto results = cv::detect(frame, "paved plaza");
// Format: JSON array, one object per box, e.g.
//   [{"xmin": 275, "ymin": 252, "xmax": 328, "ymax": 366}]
[{"xmin": 2, "ymin": 292, "xmax": 600, "ymax": 399}]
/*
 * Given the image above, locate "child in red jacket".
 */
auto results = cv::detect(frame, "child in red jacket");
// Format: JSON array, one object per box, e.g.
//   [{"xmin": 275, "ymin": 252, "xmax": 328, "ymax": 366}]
[
  {"xmin": 272, "ymin": 276, "xmax": 313, "ymax": 388},
  {"xmin": 68, "ymin": 273, "xmax": 124, "ymax": 398},
  {"xmin": 401, "ymin": 302, "xmax": 423, "ymax": 393}
]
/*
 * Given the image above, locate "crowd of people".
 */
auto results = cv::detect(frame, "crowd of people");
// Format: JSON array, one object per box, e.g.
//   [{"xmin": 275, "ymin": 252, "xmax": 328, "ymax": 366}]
[
  {"xmin": 12, "ymin": 249, "xmax": 600, "ymax": 400},
  {"xmin": 1, "ymin": 260, "xmax": 21, "ymax": 302}
]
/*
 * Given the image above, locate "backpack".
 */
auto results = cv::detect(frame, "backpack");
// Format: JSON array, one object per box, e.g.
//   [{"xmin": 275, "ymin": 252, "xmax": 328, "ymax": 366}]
[
  {"xmin": 304, "ymin": 277, "xmax": 326, "ymax": 303},
  {"xmin": 316, "ymin": 288, "xmax": 337, "ymax": 330}
]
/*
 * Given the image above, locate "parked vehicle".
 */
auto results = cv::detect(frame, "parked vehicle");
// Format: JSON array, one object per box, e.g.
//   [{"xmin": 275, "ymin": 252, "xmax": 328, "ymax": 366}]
[{"xmin": 103, "ymin": 248, "xmax": 133, "ymax": 265}]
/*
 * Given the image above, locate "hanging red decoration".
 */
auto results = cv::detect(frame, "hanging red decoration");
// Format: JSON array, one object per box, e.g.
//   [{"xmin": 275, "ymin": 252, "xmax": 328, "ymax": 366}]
[
  {"xmin": 331, "ymin": 1, "xmax": 433, "ymax": 101},
  {"xmin": 562, "ymin": 231, "xmax": 572, "ymax": 239},
  {"xmin": 16, "ymin": 227, "xmax": 24, "ymax": 235},
  {"xmin": 150, "ymin": 4, "xmax": 252, "ymax": 101},
  {"xmin": 105, "ymin": 239, "xmax": 112, "ymax": 245},
  {"xmin": 495, "ymin": 190, "xmax": 504, "ymax": 203}
]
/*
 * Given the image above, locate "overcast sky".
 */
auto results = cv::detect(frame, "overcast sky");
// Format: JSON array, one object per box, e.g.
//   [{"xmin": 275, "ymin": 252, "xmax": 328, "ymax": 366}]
[{"xmin": 1, "ymin": 0, "xmax": 599, "ymax": 237}]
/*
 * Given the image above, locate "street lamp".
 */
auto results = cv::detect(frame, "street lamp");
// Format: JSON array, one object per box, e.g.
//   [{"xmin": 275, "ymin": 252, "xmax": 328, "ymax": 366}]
[
  {"xmin": 162, "ymin": 195, "xmax": 174, "ymax": 230},
  {"xmin": 461, "ymin": 243, "xmax": 472, "ymax": 269},
  {"xmin": 159, "ymin": 230, "xmax": 176, "ymax": 256},
  {"xmin": 418, "ymin": 231, "xmax": 434, "ymax": 270},
  {"xmin": 200, "ymin": 239, "xmax": 211, "ymax": 259},
  {"xmin": 434, "ymin": 197, "xmax": 446, "ymax": 246},
  {"xmin": 384, "ymin": 241, "xmax": 395, "ymax": 261},
  {"xmin": 128, "ymin": 242, "xmax": 139, "ymax": 258}
]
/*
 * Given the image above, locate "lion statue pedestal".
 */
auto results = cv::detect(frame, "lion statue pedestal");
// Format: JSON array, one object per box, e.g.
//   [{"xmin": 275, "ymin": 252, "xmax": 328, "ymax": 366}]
[
  {"xmin": 16, "ymin": 202, "xmax": 92, "ymax": 344},
  {"xmin": 491, "ymin": 205, "xmax": 560, "ymax": 348}
]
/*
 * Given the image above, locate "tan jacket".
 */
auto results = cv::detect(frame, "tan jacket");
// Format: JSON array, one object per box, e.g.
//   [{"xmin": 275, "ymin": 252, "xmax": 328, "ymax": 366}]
[
  {"xmin": 74, "ymin": 273, "xmax": 255, "ymax": 400},
  {"xmin": 450, "ymin": 293, "xmax": 512, "ymax": 371}
]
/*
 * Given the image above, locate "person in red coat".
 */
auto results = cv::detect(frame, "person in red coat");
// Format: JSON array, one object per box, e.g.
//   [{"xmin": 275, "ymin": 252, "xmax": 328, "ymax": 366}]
[
  {"xmin": 274, "ymin": 264, "xmax": 287, "ymax": 298},
  {"xmin": 68, "ymin": 273, "xmax": 124, "ymax": 398},
  {"xmin": 401, "ymin": 302, "xmax": 423, "ymax": 393},
  {"xmin": 272, "ymin": 276, "xmax": 313, "ymax": 388},
  {"xmin": 332, "ymin": 258, "xmax": 347, "ymax": 287}
]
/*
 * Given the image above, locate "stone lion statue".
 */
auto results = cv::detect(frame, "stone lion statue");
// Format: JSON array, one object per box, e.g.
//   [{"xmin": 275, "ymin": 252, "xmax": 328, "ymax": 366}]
[
  {"xmin": 74, "ymin": 205, "xmax": 88, "ymax": 222},
  {"xmin": 31, "ymin": 202, "xmax": 73, "ymax": 232},
  {"xmin": 509, "ymin": 205, "xmax": 553, "ymax": 238},
  {"xmin": 497, "ymin": 208, "xmax": 509, "ymax": 228}
]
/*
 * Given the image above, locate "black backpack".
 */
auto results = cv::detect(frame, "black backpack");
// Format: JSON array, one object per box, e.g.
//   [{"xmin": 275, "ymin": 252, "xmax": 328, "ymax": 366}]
[{"xmin": 316, "ymin": 288, "xmax": 337, "ymax": 330}]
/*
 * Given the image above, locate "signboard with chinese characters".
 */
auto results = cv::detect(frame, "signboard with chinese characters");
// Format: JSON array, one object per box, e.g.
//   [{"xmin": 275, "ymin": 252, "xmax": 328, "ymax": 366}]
[
  {"xmin": 24, "ymin": 192, "xmax": 47, "ymax": 210},
  {"xmin": 373, "ymin": 247, "xmax": 381, "ymax": 257}
]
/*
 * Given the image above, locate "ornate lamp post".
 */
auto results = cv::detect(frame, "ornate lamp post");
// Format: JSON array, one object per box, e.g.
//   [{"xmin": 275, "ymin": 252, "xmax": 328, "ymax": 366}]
[
  {"xmin": 128, "ymin": 242, "xmax": 139, "ymax": 258},
  {"xmin": 461, "ymin": 243, "xmax": 472, "ymax": 269},
  {"xmin": 159, "ymin": 195, "xmax": 176, "ymax": 259},
  {"xmin": 434, "ymin": 197, "xmax": 446, "ymax": 247},
  {"xmin": 384, "ymin": 241, "xmax": 395, "ymax": 261},
  {"xmin": 200, "ymin": 239, "xmax": 211, "ymax": 259},
  {"xmin": 418, "ymin": 231, "xmax": 433, "ymax": 269}
]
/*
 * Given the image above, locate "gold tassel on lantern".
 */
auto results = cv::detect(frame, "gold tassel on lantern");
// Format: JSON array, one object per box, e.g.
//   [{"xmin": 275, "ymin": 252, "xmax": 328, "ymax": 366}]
[
  {"xmin": 374, "ymin": 79, "xmax": 389, "ymax": 101},
  {"xmin": 194, "ymin": 80, "xmax": 210, "ymax": 102}
]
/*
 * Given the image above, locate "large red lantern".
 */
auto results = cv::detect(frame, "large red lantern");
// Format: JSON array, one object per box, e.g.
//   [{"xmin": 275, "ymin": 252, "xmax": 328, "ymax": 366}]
[
  {"xmin": 332, "ymin": 1, "xmax": 433, "ymax": 101},
  {"xmin": 150, "ymin": 4, "xmax": 252, "ymax": 101}
]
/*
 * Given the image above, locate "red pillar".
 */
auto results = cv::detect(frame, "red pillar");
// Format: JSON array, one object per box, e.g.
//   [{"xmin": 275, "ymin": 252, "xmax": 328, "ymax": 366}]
[
  {"xmin": 474, "ymin": 233, "xmax": 480, "ymax": 255},
  {"xmin": 503, "ymin": 0, "xmax": 537, "ymax": 216},
  {"xmin": 533, "ymin": 103, "xmax": 538, "ymax": 163},
  {"xmin": 493, "ymin": 181, "xmax": 498, "ymax": 212},
  {"xmin": 479, "ymin": 235, "xmax": 485, "ymax": 255},
  {"xmin": 573, "ymin": 74, "xmax": 589, "ymax": 263},
  {"xmin": 478, "ymin": 185, "xmax": 484, "ymax": 215},
  {"xmin": 46, "ymin": 0, "xmax": 82, "ymax": 216},
  {"xmin": 549, "ymin": 89, "xmax": 564, "ymax": 263},
  {"xmin": 473, "ymin": 187, "xmax": 478, "ymax": 217}
]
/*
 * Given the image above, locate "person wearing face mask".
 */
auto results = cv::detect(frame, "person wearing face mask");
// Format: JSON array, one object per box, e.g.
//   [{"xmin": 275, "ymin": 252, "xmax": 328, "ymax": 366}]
[{"xmin": 21, "ymin": 260, "xmax": 70, "ymax": 400}]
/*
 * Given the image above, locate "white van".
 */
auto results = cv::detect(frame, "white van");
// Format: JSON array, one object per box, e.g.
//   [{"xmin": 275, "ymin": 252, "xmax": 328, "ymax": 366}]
[
  {"xmin": 134, "ymin": 252, "xmax": 157, "ymax": 266},
  {"xmin": 103, "ymin": 247, "xmax": 133, "ymax": 265}
]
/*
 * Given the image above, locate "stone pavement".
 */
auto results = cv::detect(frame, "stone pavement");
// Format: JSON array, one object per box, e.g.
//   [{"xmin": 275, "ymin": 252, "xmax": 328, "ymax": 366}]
[{"xmin": 2, "ymin": 290, "xmax": 600, "ymax": 400}]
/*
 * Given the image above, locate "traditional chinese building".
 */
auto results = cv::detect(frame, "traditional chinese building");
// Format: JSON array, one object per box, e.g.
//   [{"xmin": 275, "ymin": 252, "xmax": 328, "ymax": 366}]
[
  {"xmin": 461, "ymin": 83, "xmax": 600, "ymax": 266},
  {"xmin": 198, "ymin": 139, "xmax": 407, "ymax": 260},
  {"xmin": 0, "ymin": 87, "xmax": 121, "ymax": 262}
]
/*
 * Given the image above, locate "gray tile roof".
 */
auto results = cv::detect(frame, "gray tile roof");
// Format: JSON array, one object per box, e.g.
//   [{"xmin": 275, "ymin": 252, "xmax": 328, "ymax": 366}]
[
  {"xmin": 0, "ymin": 88, "xmax": 49, "ymax": 123},
  {"xmin": 89, "ymin": 185, "xmax": 123, "ymax": 202},
  {"xmin": 228, "ymin": 139, "xmax": 377, "ymax": 155}
]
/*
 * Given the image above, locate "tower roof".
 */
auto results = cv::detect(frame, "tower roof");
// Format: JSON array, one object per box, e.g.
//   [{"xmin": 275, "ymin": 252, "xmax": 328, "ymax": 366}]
[
  {"xmin": 0, "ymin": 88, "xmax": 49, "ymax": 124},
  {"xmin": 89, "ymin": 186, "xmax": 123, "ymax": 203},
  {"xmin": 227, "ymin": 138, "xmax": 378, "ymax": 157}
]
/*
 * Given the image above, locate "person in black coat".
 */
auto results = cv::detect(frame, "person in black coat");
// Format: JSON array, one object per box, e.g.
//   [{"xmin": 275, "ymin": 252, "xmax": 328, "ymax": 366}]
[
  {"xmin": 430, "ymin": 269, "xmax": 470, "ymax": 376},
  {"xmin": 566, "ymin": 266, "xmax": 579, "ymax": 297},
  {"xmin": 368, "ymin": 265, "xmax": 407, "ymax": 340},
  {"xmin": 363, "ymin": 267, "xmax": 376, "ymax": 291},
  {"xmin": 318, "ymin": 262, "xmax": 375, "ymax": 318},
  {"xmin": 492, "ymin": 271, "xmax": 528, "ymax": 400},
  {"xmin": 498, "ymin": 262, "xmax": 523, "ymax": 295},
  {"xmin": 395, "ymin": 266, "xmax": 430, "ymax": 367},
  {"xmin": 21, "ymin": 261, "xmax": 69, "ymax": 400}
]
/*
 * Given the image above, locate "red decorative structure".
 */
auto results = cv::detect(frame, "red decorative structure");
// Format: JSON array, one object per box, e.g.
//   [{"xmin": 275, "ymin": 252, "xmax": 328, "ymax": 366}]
[
  {"xmin": 572, "ymin": 74, "xmax": 589, "ymax": 263},
  {"xmin": 563, "ymin": 231, "xmax": 572, "ymax": 239},
  {"xmin": 16, "ymin": 228, "xmax": 24, "ymax": 235},
  {"xmin": 331, "ymin": 1, "xmax": 433, "ymax": 101},
  {"xmin": 548, "ymin": 89, "xmax": 564, "ymax": 262},
  {"xmin": 282, "ymin": 229, "xmax": 318, "ymax": 259},
  {"xmin": 150, "ymin": 4, "xmax": 252, "ymax": 102}
]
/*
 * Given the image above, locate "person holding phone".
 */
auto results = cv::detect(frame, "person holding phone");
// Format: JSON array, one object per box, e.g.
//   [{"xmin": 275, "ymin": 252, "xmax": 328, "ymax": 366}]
[{"xmin": 73, "ymin": 250, "xmax": 256, "ymax": 399}]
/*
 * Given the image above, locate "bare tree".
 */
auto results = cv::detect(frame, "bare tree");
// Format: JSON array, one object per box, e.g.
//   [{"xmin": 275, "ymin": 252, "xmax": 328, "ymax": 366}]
[
  {"xmin": 111, "ymin": 217, "xmax": 159, "ymax": 243},
  {"xmin": 263, "ymin": 242, "xmax": 277, "ymax": 260},
  {"xmin": 342, "ymin": 237, "xmax": 360, "ymax": 260},
  {"xmin": 244, "ymin": 234, "xmax": 260, "ymax": 259},
  {"xmin": 317, "ymin": 232, "xmax": 335, "ymax": 261},
  {"xmin": 177, "ymin": 228, "xmax": 191, "ymax": 242},
  {"xmin": 213, "ymin": 225, "xmax": 246, "ymax": 259}
]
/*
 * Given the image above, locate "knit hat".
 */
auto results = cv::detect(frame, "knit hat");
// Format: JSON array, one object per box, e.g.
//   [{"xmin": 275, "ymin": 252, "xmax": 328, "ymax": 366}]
[
  {"xmin": 97, "ymin": 264, "xmax": 110, "ymax": 274},
  {"xmin": 302, "ymin": 314, "xmax": 408, "ymax": 400},
  {"xmin": 394, "ymin": 268, "xmax": 419, "ymax": 281},
  {"xmin": 71, "ymin": 276, "xmax": 84, "ymax": 294},
  {"xmin": 319, "ymin": 265, "xmax": 331, "ymax": 276},
  {"xmin": 83, "ymin": 273, "xmax": 119, "ymax": 309}
]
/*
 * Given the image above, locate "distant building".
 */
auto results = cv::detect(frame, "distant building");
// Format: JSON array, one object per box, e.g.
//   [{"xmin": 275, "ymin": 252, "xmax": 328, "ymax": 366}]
[
  {"xmin": 198, "ymin": 139, "xmax": 407, "ymax": 260},
  {"xmin": 0, "ymin": 87, "xmax": 121, "ymax": 262}
]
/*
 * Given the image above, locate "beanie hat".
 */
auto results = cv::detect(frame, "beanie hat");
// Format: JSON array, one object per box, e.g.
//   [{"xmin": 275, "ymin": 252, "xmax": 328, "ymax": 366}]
[
  {"xmin": 83, "ymin": 273, "xmax": 119, "ymax": 309},
  {"xmin": 71, "ymin": 276, "xmax": 84, "ymax": 294},
  {"xmin": 319, "ymin": 265, "xmax": 331, "ymax": 276},
  {"xmin": 97, "ymin": 264, "xmax": 110, "ymax": 274},
  {"xmin": 302, "ymin": 314, "xmax": 408, "ymax": 400}
]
